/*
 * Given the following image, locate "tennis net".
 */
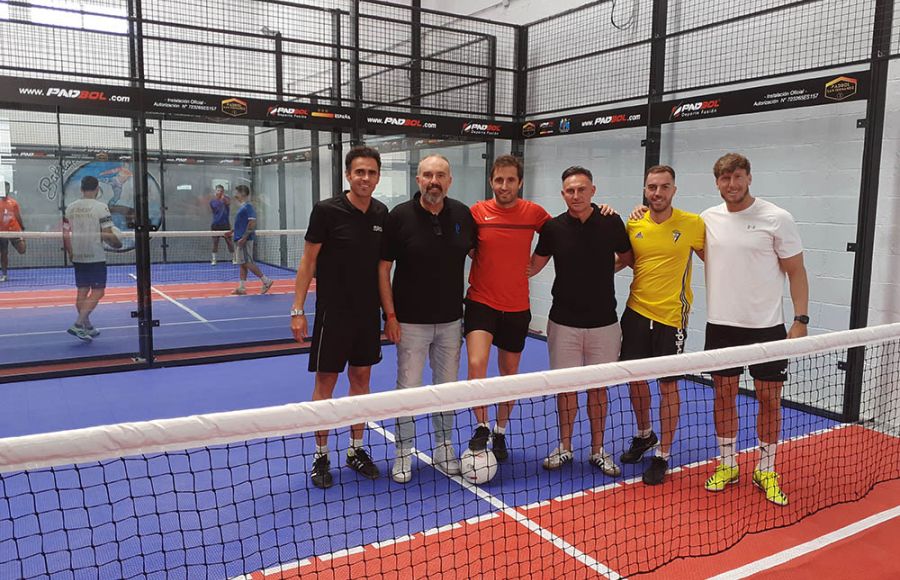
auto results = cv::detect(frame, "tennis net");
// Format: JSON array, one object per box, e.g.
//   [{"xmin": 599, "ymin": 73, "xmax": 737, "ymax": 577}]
[
  {"xmin": 0, "ymin": 324, "xmax": 898, "ymax": 578},
  {"xmin": 0, "ymin": 229, "xmax": 306, "ymax": 288}
]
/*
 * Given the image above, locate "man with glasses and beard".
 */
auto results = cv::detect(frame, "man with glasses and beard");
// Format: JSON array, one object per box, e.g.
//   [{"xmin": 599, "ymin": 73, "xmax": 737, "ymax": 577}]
[{"xmin": 379, "ymin": 154, "xmax": 476, "ymax": 483}]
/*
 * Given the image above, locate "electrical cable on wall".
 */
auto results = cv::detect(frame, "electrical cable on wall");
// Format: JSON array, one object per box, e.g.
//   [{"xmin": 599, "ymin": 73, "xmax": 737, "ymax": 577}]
[{"xmin": 611, "ymin": 0, "xmax": 639, "ymax": 30}]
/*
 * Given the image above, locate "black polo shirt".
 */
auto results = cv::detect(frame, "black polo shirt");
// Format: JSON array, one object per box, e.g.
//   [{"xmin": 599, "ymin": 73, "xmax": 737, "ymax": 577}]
[
  {"xmin": 534, "ymin": 205, "xmax": 631, "ymax": 328},
  {"xmin": 305, "ymin": 191, "xmax": 388, "ymax": 313},
  {"xmin": 382, "ymin": 192, "xmax": 476, "ymax": 324}
]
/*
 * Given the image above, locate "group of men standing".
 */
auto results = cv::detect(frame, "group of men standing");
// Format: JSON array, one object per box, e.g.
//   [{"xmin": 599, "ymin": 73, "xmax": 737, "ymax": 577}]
[{"xmin": 291, "ymin": 147, "xmax": 809, "ymax": 507}]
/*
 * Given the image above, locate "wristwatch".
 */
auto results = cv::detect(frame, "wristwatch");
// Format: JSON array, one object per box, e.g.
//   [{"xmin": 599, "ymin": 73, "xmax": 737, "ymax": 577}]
[
  {"xmin": 793, "ymin": 315, "xmax": 810, "ymax": 325},
  {"xmin": 290, "ymin": 308, "xmax": 305, "ymax": 317}
]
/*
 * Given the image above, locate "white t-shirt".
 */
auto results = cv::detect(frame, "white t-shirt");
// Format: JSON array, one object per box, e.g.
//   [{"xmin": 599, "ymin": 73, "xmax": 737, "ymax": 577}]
[
  {"xmin": 65, "ymin": 198, "xmax": 113, "ymax": 263},
  {"xmin": 701, "ymin": 198, "xmax": 803, "ymax": 328}
]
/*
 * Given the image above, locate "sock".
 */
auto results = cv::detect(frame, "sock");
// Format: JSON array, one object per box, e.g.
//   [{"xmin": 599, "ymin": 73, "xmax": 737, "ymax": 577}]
[
  {"xmin": 347, "ymin": 438, "xmax": 363, "ymax": 456},
  {"xmin": 315, "ymin": 444, "xmax": 328, "ymax": 457},
  {"xmin": 638, "ymin": 428, "xmax": 653, "ymax": 439},
  {"xmin": 717, "ymin": 436, "xmax": 737, "ymax": 468},
  {"xmin": 757, "ymin": 442, "xmax": 777, "ymax": 473},
  {"xmin": 479, "ymin": 422, "xmax": 490, "ymax": 430},
  {"xmin": 238, "ymin": 281, "xmax": 245, "ymax": 290},
  {"xmin": 493, "ymin": 424, "xmax": 506, "ymax": 435},
  {"xmin": 656, "ymin": 448, "xmax": 670, "ymax": 461}
]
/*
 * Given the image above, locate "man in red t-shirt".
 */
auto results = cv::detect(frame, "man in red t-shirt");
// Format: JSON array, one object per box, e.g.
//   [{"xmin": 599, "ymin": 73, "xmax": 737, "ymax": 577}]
[
  {"xmin": 0, "ymin": 181, "xmax": 26, "ymax": 283},
  {"xmin": 465, "ymin": 155, "xmax": 550, "ymax": 462}
]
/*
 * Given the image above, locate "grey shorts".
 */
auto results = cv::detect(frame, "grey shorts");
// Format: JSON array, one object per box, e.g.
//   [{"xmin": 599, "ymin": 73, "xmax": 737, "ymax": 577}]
[
  {"xmin": 547, "ymin": 319, "xmax": 622, "ymax": 370},
  {"xmin": 232, "ymin": 239, "xmax": 255, "ymax": 265}
]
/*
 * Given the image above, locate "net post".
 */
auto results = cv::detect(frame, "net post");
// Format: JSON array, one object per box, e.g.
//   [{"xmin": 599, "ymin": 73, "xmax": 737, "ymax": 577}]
[{"xmin": 843, "ymin": 0, "xmax": 894, "ymax": 422}]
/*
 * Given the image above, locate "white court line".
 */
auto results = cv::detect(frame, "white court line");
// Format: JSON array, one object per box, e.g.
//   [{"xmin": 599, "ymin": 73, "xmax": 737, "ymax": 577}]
[
  {"xmin": 130, "ymin": 273, "xmax": 212, "ymax": 326},
  {"xmin": 368, "ymin": 421, "xmax": 623, "ymax": 580},
  {"xmin": 708, "ymin": 504, "xmax": 900, "ymax": 580},
  {"xmin": 0, "ymin": 314, "xmax": 288, "ymax": 339}
]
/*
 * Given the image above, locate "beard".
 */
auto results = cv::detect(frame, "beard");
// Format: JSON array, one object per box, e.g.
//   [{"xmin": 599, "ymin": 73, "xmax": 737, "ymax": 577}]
[{"xmin": 422, "ymin": 189, "xmax": 444, "ymax": 205}]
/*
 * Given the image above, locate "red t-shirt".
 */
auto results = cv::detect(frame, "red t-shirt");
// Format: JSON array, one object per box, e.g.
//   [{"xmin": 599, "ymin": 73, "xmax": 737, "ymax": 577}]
[
  {"xmin": 0, "ymin": 198, "xmax": 22, "ymax": 232},
  {"xmin": 468, "ymin": 198, "xmax": 550, "ymax": 312}
]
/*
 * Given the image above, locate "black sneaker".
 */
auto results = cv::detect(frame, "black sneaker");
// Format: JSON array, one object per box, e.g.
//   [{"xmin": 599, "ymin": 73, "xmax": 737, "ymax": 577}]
[
  {"xmin": 346, "ymin": 447, "xmax": 380, "ymax": 479},
  {"xmin": 468, "ymin": 426, "xmax": 491, "ymax": 452},
  {"xmin": 619, "ymin": 432, "xmax": 659, "ymax": 464},
  {"xmin": 311, "ymin": 454, "xmax": 333, "ymax": 489},
  {"xmin": 491, "ymin": 431, "xmax": 508, "ymax": 462},
  {"xmin": 642, "ymin": 456, "xmax": 668, "ymax": 486}
]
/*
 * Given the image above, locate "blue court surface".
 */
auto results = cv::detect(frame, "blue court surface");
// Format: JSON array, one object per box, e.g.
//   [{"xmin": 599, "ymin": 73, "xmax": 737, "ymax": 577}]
[
  {"xmin": 0, "ymin": 263, "xmax": 308, "ymax": 366},
  {"xmin": 0, "ymin": 339, "xmax": 837, "ymax": 579}
]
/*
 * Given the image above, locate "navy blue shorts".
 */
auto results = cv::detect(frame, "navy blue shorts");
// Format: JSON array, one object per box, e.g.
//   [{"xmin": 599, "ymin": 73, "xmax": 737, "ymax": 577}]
[{"xmin": 74, "ymin": 262, "xmax": 107, "ymax": 289}]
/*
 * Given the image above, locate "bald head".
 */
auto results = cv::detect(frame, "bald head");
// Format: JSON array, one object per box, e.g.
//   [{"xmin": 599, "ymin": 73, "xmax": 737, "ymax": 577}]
[{"xmin": 417, "ymin": 155, "xmax": 453, "ymax": 206}]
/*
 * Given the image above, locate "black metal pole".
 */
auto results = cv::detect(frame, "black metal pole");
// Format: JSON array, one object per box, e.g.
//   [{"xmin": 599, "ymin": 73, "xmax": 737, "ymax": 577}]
[
  {"xmin": 157, "ymin": 119, "xmax": 168, "ymax": 263},
  {"xmin": 508, "ymin": 24, "xmax": 528, "ymax": 199},
  {"xmin": 642, "ymin": 0, "xmax": 668, "ymax": 199},
  {"xmin": 331, "ymin": 9, "xmax": 344, "ymax": 195},
  {"xmin": 484, "ymin": 34, "xmax": 497, "ymax": 199},
  {"xmin": 128, "ymin": 0, "xmax": 155, "ymax": 364},
  {"xmin": 842, "ymin": 0, "xmax": 894, "ymax": 423},
  {"xmin": 310, "ymin": 97, "xmax": 322, "ymax": 205},
  {"xmin": 349, "ymin": 0, "xmax": 362, "ymax": 146},
  {"xmin": 409, "ymin": 1, "xmax": 422, "ymax": 198},
  {"xmin": 274, "ymin": 32, "xmax": 288, "ymax": 267}
]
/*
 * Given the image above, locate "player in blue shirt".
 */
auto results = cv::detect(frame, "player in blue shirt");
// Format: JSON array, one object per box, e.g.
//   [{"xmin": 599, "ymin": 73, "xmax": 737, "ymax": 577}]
[
  {"xmin": 209, "ymin": 185, "xmax": 234, "ymax": 265},
  {"xmin": 230, "ymin": 185, "xmax": 273, "ymax": 295}
]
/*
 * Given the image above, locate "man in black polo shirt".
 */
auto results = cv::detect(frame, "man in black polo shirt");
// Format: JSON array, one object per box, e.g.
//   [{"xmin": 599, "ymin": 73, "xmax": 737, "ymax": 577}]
[
  {"xmin": 529, "ymin": 166, "xmax": 633, "ymax": 476},
  {"xmin": 291, "ymin": 146, "xmax": 388, "ymax": 489},
  {"xmin": 378, "ymin": 154, "xmax": 476, "ymax": 483}
]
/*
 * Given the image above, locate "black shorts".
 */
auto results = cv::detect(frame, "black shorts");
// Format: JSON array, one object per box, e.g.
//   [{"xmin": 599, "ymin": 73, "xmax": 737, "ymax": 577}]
[
  {"xmin": 705, "ymin": 323, "xmax": 788, "ymax": 382},
  {"xmin": 74, "ymin": 262, "xmax": 108, "ymax": 289},
  {"xmin": 211, "ymin": 223, "xmax": 231, "ymax": 232},
  {"xmin": 0, "ymin": 237, "xmax": 23, "ymax": 252},
  {"xmin": 620, "ymin": 307, "xmax": 684, "ymax": 382},
  {"xmin": 463, "ymin": 299, "xmax": 531, "ymax": 354},
  {"xmin": 309, "ymin": 308, "xmax": 382, "ymax": 373}
]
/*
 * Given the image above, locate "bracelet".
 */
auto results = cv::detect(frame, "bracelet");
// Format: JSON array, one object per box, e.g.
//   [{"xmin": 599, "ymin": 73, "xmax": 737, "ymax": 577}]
[{"xmin": 290, "ymin": 309, "xmax": 305, "ymax": 317}]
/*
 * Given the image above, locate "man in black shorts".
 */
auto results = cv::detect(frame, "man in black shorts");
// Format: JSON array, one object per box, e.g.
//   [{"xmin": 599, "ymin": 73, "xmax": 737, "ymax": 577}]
[
  {"xmin": 291, "ymin": 146, "xmax": 388, "ymax": 489},
  {"xmin": 701, "ymin": 153, "xmax": 808, "ymax": 506},
  {"xmin": 618, "ymin": 166, "xmax": 705, "ymax": 485}
]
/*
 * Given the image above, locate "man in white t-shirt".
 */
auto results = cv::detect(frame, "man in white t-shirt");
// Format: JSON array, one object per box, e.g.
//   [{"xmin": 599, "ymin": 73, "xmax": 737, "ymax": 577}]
[
  {"xmin": 701, "ymin": 153, "xmax": 809, "ymax": 507},
  {"xmin": 63, "ymin": 176, "xmax": 122, "ymax": 342}
]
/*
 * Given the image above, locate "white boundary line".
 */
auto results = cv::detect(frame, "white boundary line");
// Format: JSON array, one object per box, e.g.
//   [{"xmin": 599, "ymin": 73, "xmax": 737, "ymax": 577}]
[
  {"xmin": 367, "ymin": 421, "xmax": 624, "ymax": 580},
  {"xmin": 128, "ymin": 273, "xmax": 212, "ymax": 326},
  {"xmin": 708, "ymin": 504, "xmax": 900, "ymax": 579},
  {"xmin": 0, "ymin": 314, "xmax": 287, "ymax": 339}
]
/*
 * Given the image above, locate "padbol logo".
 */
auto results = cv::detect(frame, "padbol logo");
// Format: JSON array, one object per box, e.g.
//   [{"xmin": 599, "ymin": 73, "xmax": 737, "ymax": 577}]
[{"xmin": 670, "ymin": 99, "xmax": 720, "ymax": 119}]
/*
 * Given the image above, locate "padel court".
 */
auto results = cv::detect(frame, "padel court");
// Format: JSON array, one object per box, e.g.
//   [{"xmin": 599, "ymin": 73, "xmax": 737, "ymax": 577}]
[{"xmin": 1, "ymin": 339, "xmax": 897, "ymax": 579}]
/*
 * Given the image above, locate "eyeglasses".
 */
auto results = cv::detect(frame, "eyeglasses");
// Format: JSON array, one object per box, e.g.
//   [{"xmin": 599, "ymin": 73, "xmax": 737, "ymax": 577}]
[{"xmin": 431, "ymin": 214, "xmax": 442, "ymax": 236}]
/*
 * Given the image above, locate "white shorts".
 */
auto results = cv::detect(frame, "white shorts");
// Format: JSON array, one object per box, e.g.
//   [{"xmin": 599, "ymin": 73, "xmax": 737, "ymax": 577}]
[{"xmin": 547, "ymin": 319, "xmax": 621, "ymax": 370}]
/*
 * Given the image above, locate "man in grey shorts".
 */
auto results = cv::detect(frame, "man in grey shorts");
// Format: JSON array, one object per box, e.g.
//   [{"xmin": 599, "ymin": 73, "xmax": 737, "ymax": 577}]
[
  {"xmin": 230, "ymin": 185, "xmax": 273, "ymax": 295},
  {"xmin": 529, "ymin": 166, "xmax": 633, "ymax": 475}
]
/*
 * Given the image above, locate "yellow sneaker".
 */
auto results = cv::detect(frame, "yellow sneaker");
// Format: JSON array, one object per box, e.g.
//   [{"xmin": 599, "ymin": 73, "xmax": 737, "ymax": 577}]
[
  {"xmin": 705, "ymin": 463, "xmax": 740, "ymax": 492},
  {"xmin": 752, "ymin": 469, "xmax": 789, "ymax": 506}
]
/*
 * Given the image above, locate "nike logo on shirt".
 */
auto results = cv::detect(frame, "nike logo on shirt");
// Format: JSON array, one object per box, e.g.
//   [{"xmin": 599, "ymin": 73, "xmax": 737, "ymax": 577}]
[{"xmin": 484, "ymin": 216, "xmax": 498, "ymax": 221}]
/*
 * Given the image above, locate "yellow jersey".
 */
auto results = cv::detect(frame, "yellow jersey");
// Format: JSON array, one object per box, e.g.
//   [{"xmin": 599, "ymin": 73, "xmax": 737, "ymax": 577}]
[{"xmin": 626, "ymin": 208, "xmax": 705, "ymax": 329}]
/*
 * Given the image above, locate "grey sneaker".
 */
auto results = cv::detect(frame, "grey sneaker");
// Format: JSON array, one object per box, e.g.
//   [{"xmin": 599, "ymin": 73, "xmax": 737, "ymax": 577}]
[
  {"xmin": 589, "ymin": 451, "xmax": 621, "ymax": 477},
  {"xmin": 433, "ymin": 441, "xmax": 461, "ymax": 475},
  {"xmin": 391, "ymin": 450, "xmax": 412, "ymax": 483},
  {"xmin": 542, "ymin": 446, "xmax": 574, "ymax": 471},
  {"xmin": 231, "ymin": 287, "xmax": 246, "ymax": 295},
  {"xmin": 84, "ymin": 325, "xmax": 100, "ymax": 338},
  {"xmin": 260, "ymin": 279, "xmax": 274, "ymax": 294},
  {"xmin": 67, "ymin": 324, "xmax": 92, "ymax": 343}
]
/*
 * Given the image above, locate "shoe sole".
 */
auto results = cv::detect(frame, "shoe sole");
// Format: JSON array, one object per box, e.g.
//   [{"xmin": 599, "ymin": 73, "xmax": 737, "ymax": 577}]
[
  {"xmin": 311, "ymin": 475, "xmax": 333, "ymax": 489},
  {"xmin": 67, "ymin": 329, "xmax": 92, "ymax": 342},
  {"xmin": 705, "ymin": 477, "xmax": 740, "ymax": 492},
  {"xmin": 347, "ymin": 462, "xmax": 380, "ymax": 480},
  {"xmin": 392, "ymin": 474, "xmax": 411, "ymax": 484},
  {"xmin": 542, "ymin": 458, "xmax": 572, "ymax": 471}
]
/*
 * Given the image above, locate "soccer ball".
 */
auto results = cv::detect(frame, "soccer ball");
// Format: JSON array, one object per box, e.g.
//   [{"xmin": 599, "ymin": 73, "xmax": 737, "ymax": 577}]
[{"xmin": 460, "ymin": 448, "xmax": 498, "ymax": 485}]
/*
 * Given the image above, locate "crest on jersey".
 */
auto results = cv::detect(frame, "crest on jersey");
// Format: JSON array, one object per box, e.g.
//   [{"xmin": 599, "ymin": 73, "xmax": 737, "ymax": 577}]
[{"xmin": 672, "ymin": 229, "xmax": 682, "ymax": 243}]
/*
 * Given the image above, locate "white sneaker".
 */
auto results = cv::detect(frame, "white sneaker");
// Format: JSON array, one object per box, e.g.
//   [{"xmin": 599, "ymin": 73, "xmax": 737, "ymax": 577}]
[
  {"xmin": 433, "ymin": 441, "xmax": 461, "ymax": 475},
  {"xmin": 589, "ymin": 451, "xmax": 622, "ymax": 477},
  {"xmin": 542, "ymin": 446, "xmax": 574, "ymax": 471},
  {"xmin": 211, "ymin": 257, "xmax": 217, "ymax": 266},
  {"xmin": 0, "ymin": 274, "xmax": 7, "ymax": 282},
  {"xmin": 392, "ymin": 450, "xmax": 412, "ymax": 483},
  {"xmin": 260, "ymin": 279, "xmax": 274, "ymax": 294}
]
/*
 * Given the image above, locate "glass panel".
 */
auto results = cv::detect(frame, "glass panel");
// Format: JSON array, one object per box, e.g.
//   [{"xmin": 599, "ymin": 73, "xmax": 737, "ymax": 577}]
[
  {"xmin": 0, "ymin": 110, "xmax": 140, "ymax": 366},
  {"xmin": 146, "ymin": 119, "xmax": 331, "ymax": 352}
]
